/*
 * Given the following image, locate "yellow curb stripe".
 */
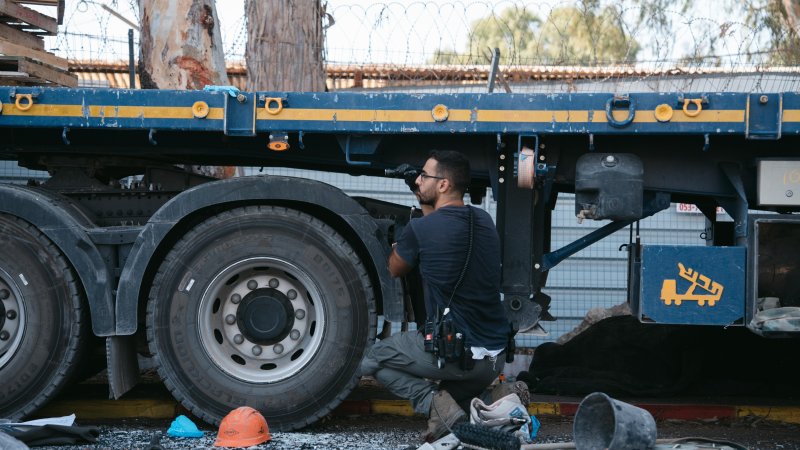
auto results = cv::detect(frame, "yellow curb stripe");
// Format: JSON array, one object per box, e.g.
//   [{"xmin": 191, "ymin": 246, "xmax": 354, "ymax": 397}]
[
  {"xmin": 36, "ymin": 398, "xmax": 179, "ymax": 420},
  {"xmin": 30, "ymin": 394, "xmax": 800, "ymax": 425},
  {"xmin": 370, "ymin": 399, "xmax": 416, "ymax": 416},
  {"xmin": 528, "ymin": 402, "xmax": 561, "ymax": 416},
  {"xmin": 737, "ymin": 406, "xmax": 800, "ymax": 424}
]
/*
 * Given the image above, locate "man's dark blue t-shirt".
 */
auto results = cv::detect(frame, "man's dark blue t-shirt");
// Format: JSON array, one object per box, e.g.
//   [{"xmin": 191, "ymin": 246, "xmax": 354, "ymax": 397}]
[{"xmin": 395, "ymin": 205, "xmax": 509, "ymax": 350}]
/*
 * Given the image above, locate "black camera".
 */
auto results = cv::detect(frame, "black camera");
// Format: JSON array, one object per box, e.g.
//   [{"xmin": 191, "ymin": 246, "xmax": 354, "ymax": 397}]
[{"xmin": 385, "ymin": 164, "xmax": 420, "ymax": 193}]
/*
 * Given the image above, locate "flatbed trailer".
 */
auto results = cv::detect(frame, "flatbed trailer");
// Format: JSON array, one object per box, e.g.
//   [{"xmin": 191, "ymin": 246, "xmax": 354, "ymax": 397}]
[{"xmin": 0, "ymin": 86, "xmax": 798, "ymax": 429}]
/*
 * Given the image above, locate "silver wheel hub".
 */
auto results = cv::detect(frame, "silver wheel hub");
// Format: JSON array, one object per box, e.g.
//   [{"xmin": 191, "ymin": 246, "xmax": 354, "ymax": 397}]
[
  {"xmin": 0, "ymin": 268, "xmax": 25, "ymax": 369},
  {"xmin": 198, "ymin": 257, "xmax": 324, "ymax": 383}
]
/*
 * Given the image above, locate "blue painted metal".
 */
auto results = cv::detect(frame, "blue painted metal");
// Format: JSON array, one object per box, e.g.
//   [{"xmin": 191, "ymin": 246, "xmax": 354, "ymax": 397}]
[
  {"xmin": 640, "ymin": 246, "xmax": 745, "ymax": 326},
  {"xmin": 338, "ymin": 134, "xmax": 377, "ymax": 166},
  {"xmin": 0, "ymin": 88, "xmax": 799, "ymax": 136},
  {"xmin": 223, "ymin": 91, "xmax": 256, "ymax": 136},
  {"xmin": 541, "ymin": 192, "xmax": 670, "ymax": 271},
  {"xmin": 746, "ymin": 93, "xmax": 782, "ymax": 139}
]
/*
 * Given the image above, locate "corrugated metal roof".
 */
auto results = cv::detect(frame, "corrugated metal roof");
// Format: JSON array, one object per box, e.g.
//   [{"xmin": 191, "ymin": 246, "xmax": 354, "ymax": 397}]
[{"xmin": 70, "ymin": 60, "xmax": 800, "ymax": 91}]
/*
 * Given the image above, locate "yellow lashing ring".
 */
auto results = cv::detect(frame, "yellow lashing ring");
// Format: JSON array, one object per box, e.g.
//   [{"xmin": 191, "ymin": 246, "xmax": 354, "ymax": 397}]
[
  {"xmin": 654, "ymin": 104, "xmax": 673, "ymax": 122},
  {"xmin": 15, "ymin": 94, "xmax": 33, "ymax": 111},
  {"xmin": 264, "ymin": 97, "xmax": 283, "ymax": 115},
  {"xmin": 431, "ymin": 104, "xmax": 449, "ymax": 122},
  {"xmin": 682, "ymin": 98, "xmax": 703, "ymax": 117},
  {"xmin": 192, "ymin": 101, "xmax": 210, "ymax": 119}
]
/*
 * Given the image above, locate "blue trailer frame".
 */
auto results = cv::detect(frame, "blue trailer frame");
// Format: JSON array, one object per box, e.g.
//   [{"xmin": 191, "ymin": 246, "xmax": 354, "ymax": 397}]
[{"xmin": 0, "ymin": 86, "xmax": 798, "ymax": 429}]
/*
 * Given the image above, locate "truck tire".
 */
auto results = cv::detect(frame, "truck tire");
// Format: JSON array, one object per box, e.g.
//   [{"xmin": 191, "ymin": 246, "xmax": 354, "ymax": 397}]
[
  {"xmin": 146, "ymin": 205, "xmax": 376, "ymax": 430},
  {"xmin": 0, "ymin": 214, "xmax": 88, "ymax": 419}
]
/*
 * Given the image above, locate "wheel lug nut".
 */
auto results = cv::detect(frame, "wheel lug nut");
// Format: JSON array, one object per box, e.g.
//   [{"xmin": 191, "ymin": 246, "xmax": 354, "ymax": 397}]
[
  {"xmin": 274, "ymin": 344, "xmax": 284, "ymax": 354},
  {"xmin": 234, "ymin": 334, "xmax": 244, "ymax": 344},
  {"xmin": 247, "ymin": 280, "xmax": 258, "ymax": 290},
  {"xmin": 225, "ymin": 314, "xmax": 237, "ymax": 325},
  {"xmin": 295, "ymin": 309, "xmax": 305, "ymax": 320},
  {"xmin": 268, "ymin": 278, "xmax": 279, "ymax": 288},
  {"xmin": 290, "ymin": 330, "xmax": 300, "ymax": 340},
  {"xmin": 287, "ymin": 289, "xmax": 297, "ymax": 300},
  {"xmin": 230, "ymin": 293, "xmax": 241, "ymax": 304},
  {"xmin": 0, "ymin": 331, "xmax": 9, "ymax": 341},
  {"xmin": 252, "ymin": 345, "xmax": 262, "ymax": 356},
  {"xmin": 0, "ymin": 289, "xmax": 9, "ymax": 300},
  {"xmin": 6, "ymin": 310, "xmax": 16, "ymax": 320}
]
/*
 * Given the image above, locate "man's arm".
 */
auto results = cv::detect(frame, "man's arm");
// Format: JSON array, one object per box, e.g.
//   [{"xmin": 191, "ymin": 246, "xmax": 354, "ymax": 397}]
[{"xmin": 388, "ymin": 245, "xmax": 413, "ymax": 278}]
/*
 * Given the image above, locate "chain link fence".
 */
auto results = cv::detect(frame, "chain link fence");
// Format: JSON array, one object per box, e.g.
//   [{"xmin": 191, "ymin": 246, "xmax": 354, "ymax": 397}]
[{"xmin": 47, "ymin": 0, "xmax": 800, "ymax": 93}]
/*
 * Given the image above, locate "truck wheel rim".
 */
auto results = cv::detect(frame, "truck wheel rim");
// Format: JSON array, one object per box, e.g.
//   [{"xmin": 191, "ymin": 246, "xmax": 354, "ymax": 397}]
[
  {"xmin": 198, "ymin": 257, "xmax": 325, "ymax": 383},
  {"xmin": 0, "ymin": 268, "xmax": 26, "ymax": 369}
]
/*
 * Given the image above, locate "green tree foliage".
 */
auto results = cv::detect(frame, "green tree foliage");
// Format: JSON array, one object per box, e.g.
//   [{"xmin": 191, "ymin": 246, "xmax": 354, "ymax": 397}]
[
  {"xmin": 430, "ymin": 0, "xmax": 799, "ymax": 67},
  {"xmin": 534, "ymin": 5, "xmax": 639, "ymax": 64},
  {"xmin": 432, "ymin": 2, "xmax": 638, "ymax": 65},
  {"xmin": 466, "ymin": 7, "xmax": 539, "ymax": 64},
  {"xmin": 741, "ymin": 0, "xmax": 800, "ymax": 64}
]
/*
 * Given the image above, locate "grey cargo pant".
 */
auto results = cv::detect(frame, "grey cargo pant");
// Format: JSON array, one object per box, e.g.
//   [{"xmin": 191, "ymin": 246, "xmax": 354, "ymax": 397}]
[{"xmin": 359, "ymin": 330, "xmax": 504, "ymax": 415}]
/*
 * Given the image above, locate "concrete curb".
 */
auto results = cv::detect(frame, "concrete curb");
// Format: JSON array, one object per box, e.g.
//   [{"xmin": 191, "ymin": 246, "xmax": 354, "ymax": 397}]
[
  {"xmin": 339, "ymin": 399, "xmax": 800, "ymax": 425},
  {"xmin": 37, "ymin": 396, "xmax": 800, "ymax": 425}
]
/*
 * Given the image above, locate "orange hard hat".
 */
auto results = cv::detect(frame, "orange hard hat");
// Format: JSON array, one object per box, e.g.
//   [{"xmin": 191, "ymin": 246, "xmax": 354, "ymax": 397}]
[{"xmin": 213, "ymin": 406, "xmax": 271, "ymax": 448}]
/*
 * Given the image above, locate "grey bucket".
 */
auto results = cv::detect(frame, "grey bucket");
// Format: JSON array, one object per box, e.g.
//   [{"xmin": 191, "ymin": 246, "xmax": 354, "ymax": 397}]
[{"xmin": 573, "ymin": 392, "xmax": 657, "ymax": 450}]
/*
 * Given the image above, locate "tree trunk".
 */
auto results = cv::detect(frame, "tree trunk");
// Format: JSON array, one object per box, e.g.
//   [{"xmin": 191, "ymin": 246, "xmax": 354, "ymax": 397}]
[
  {"xmin": 783, "ymin": 0, "xmax": 800, "ymax": 33},
  {"xmin": 245, "ymin": 0, "xmax": 326, "ymax": 91},
  {"xmin": 139, "ymin": 0, "xmax": 232, "ymax": 178},
  {"xmin": 138, "ymin": 0, "xmax": 228, "ymax": 89},
  {"xmin": 780, "ymin": 0, "xmax": 800, "ymax": 64}
]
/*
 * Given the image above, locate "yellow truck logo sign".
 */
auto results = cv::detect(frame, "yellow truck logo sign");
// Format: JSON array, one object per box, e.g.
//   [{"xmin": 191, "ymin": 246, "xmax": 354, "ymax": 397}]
[{"xmin": 660, "ymin": 263, "xmax": 724, "ymax": 307}]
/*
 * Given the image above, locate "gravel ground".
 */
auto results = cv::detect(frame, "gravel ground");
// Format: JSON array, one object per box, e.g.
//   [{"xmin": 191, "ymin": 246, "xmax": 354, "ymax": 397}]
[{"xmin": 10, "ymin": 413, "xmax": 799, "ymax": 450}]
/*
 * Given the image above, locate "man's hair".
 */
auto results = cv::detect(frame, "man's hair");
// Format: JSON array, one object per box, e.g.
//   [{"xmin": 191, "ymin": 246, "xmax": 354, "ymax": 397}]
[{"xmin": 429, "ymin": 150, "xmax": 470, "ymax": 195}]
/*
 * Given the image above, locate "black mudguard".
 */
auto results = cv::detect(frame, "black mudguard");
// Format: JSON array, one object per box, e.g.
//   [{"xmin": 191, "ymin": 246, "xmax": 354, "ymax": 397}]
[{"xmin": 115, "ymin": 175, "xmax": 402, "ymax": 335}]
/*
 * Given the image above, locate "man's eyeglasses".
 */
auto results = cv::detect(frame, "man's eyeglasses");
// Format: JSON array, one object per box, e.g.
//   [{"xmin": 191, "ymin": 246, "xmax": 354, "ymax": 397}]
[{"xmin": 419, "ymin": 172, "xmax": 445, "ymax": 181}]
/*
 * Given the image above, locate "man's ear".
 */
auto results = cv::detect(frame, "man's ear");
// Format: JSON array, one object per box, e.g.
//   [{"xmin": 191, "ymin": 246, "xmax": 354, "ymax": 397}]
[{"xmin": 438, "ymin": 178, "xmax": 449, "ymax": 193}]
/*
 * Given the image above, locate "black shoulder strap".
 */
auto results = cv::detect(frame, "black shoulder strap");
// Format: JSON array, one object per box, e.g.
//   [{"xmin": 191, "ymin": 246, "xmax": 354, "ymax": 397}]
[{"xmin": 445, "ymin": 206, "xmax": 474, "ymax": 311}]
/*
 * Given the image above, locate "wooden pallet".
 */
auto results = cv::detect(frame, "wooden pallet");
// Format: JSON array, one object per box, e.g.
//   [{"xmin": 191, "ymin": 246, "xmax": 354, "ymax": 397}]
[
  {"xmin": 9, "ymin": 0, "xmax": 63, "ymax": 25},
  {"xmin": 12, "ymin": 0, "xmax": 60, "ymax": 5},
  {"xmin": 0, "ymin": 0, "xmax": 58, "ymax": 35},
  {"xmin": 0, "ymin": 0, "xmax": 68, "ymax": 86},
  {"xmin": 0, "ymin": 55, "xmax": 76, "ymax": 86}
]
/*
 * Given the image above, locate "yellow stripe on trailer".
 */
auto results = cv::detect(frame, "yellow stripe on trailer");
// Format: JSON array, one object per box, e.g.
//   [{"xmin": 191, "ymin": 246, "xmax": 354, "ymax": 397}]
[
  {"xmin": 259, "ymin": 107, "xmax": 747, "ymax": 124},
  {"xmin": 783, "ymin": 109, "xmax": 800, "ymax": 122},
  {"xmin": 1, "ymin": 104, "xmax": 224, "ymax": 120},
  {"xmin": 257, "ymin": 108, "xmax": 473, "ymax": 122},
  {"xmin": 0, "ymin": 103, "xmax": 773, "ymax": 126}
]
